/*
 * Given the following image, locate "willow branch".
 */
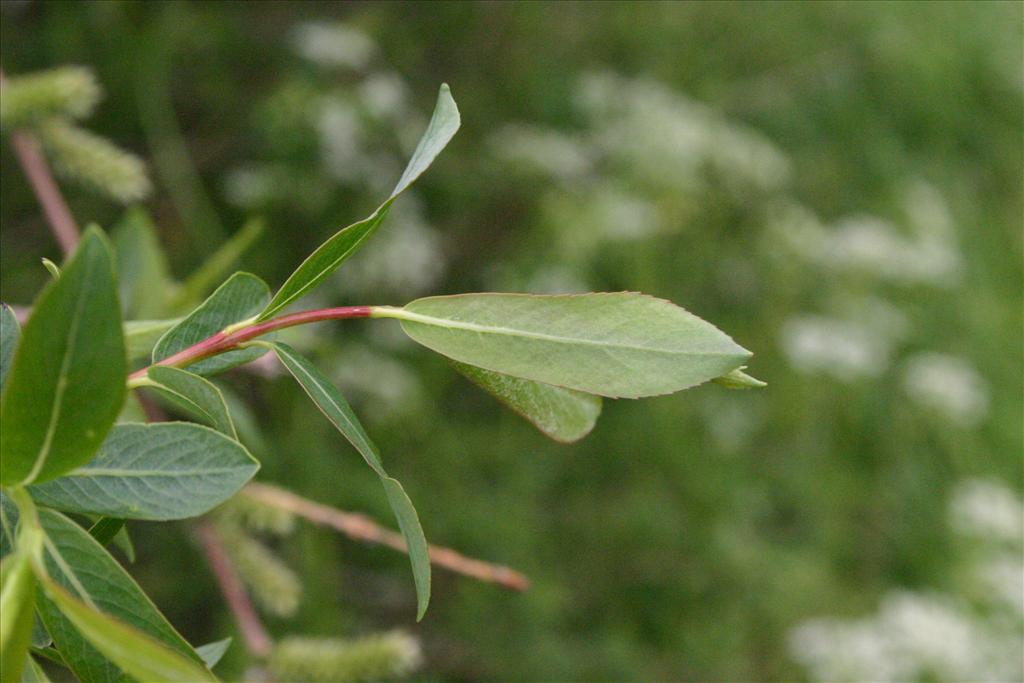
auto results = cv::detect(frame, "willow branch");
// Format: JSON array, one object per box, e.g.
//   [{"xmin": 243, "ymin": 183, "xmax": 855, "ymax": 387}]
[
  {"xmin": 243, "ymin": 483, "xmax": 530, "ymax": 592},
  {"xmin": 195, "ymin": 521, "xmax": 274, "ymax": 659}
]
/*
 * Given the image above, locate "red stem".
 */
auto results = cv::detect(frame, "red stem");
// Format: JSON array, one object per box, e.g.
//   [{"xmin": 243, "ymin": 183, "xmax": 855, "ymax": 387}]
[{"xmin": 130, "ymin": 306, "xmax": 373, "ymax": 381}]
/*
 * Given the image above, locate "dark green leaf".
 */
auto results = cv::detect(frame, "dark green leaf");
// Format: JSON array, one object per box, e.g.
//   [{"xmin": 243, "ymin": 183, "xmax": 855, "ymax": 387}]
[
  {"xmin": 0, "ymin": 228, "xmax": 126, "ymax": 485},
  {"xmin": 153, "ymin": 272, "xmax": 270, "ymax": 375},
  {"xmin": 257, "ymin": 84, "xmax": 459, "ymax": 321},
  {"xmin": 29, "ymin": 423, "xmax": 259, "ymax": 521},
  {"xmin": 34, "ymin": 509, "xmax": 207, "ymax": 682},
  {"xmin": 263, "ymin": 341, "xmax": 431, "ymax": 620}
]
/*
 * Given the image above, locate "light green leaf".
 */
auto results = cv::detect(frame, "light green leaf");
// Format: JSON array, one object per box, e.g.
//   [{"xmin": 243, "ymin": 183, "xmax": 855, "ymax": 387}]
[
  {"xmin": 453, "ymin": 361, "xmax": 602, "ymax": 442},
  {"xmin": 124, "ymin": 318, "xmax": 181, "ymax": 361},
  {"xmin": 1, "ymin": 303, "xmax": 19, "ymax": 391},
  {"xmin": 713, "ymin": 367, "xmax": 767, "ymax": 389},
  {"xmin": 257, "ymin": 84, "xmax": 459, "ymax": 321},
  {"xmin": 153, "ymin": 272, "xmax": 270, "ymax": 376},
  {"xmin": 21, "ymin": 655, "xmax": 52, "ymax": 682},
  {"xmin": 0, "ymin": 228, "xmax": 126, "ymax": 486},
  {"xmin": 33, "ymin": 566, "xmax": 214, "ymax": 682},
  {"xmin": 263, "ymin": 341, "xmax": 431, "ymax": 620},
  {"xmin": 34, "ymin": 509, "xmax": 209, "ymax": 682},
  {"xmin": 195, "ymin": 638, "xmax": 231, "ymax": 669},
  {"xmin": 1, "ymin": 546, "xmax": 37, "ymax": 682},
  {"xmin": 376, "ymin": 292, "xmax": 751, "ymax": 399},
  {"xmin": 40, "ymin": 259, "xmax": 60, "ymax": 279},
  {"xmin": 111, "ymin": 208, "xmax": 171, "ymax": 319},
  {"xmin": 145, "ymin": 366, "xmax": 236, "ymax": 437},
  {"xmin": 29, "ymin": 423, "xmax": 259, "ymax": 521}
]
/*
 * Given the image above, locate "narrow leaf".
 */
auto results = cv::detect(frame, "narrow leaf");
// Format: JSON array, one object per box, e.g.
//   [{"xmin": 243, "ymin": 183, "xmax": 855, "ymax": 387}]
[
  {"xmin": 257, "ymin": 84, "xmax": 459, "ymax": 321},
  {"xmin": 40, "ymin": 259, "xmax": 60, "ymax": 279},
  {"xmin": 34, "ymin": 570, "xmax": 214, "ymax": 682},
  {"xmin": 111, "ymin": 208, "xmax": 171, "ymax": 319},
  {"xmin": 146, "ymin": 366, "xmax": 236, "ymax": 437},
  {"xmin": 1, "ymin": 548, "xmax": 37, "ymax": 682},
  {"xmin": 377, "ymin": 292, "xmax": 751, "ymax": 399},
  {"xmin": 33, "ymin": 509, "xmax": 207, "ymax": 682},
  {"xmin": 264, "ymin": 341, "xmax": 431, "ymax": 620},
  {"xmin": 1, "ymin": 227, "xmax": 126, "ymax": 486},
  {"xmin": 21, "ymin": 655, "xmax": 52, "ymax": 682},
  {"xmin": 1, "ymin": 303, "xmax": 19, "ymax": 391},
  {"xmin": 453, "ymin": 361, "xmax": 602, "ymax": 443},
  {"xmin": 713, "ymin": 367, "xmax": 767, "ymax": 389},
  {"xmin": 86, "ymin": 518, "xmax": 125, "ymax": 547},
  {"xmin": 153, "ymin": 272, "xmax": 270, "ymax": 376},
  {"xmin": 195, "ymin": 638, "xmax": 231, "ymax": 669},
  {"xmin": 29, "ymin": 423, "xmax": 259, "ymax": 521}
]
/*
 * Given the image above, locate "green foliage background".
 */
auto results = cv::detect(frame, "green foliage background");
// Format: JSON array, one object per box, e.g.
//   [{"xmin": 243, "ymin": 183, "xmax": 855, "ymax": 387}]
[{"xmin": 1, "ymin": 2, "xmax": 1021, "ymax": 680}]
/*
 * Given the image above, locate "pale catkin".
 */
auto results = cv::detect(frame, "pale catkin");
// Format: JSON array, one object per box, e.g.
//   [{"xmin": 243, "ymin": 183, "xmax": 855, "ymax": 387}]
[
  {"xmin": 36, "ymin": 119, "xmax": 152, "ymax": 204},
  {"xmin": 217, "ymin": 521, "xmax": 302, "ymax": 617},
  {"xmin": 218, "ymin": 494, "xmax": 297, "ymax": 536},
  {"xmin": 270, "ymin": 632, "xmax": 422, "ymax": 683},
  {"xmin": 0, "ymin": 66, "xmax": 101, "ymax": 129}
]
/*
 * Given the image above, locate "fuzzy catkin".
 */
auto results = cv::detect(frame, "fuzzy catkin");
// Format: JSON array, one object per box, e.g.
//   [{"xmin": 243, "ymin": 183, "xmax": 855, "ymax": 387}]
[
  {"xmin": 218, "ymin": 494, "xmax": 297, "ymax": 536},
  {"xmin": 270, "ymin": 632, "xmax": 422, "ymax": 683},
  {"xmin": 36, "ymin": 120, "xmax": 151, "ymax": 204},
  {"xmin": 217, "ymin": 522, "xmax": 302, "ymax": 617},
  {"xmin": 0, "ymin": 66, "xmax": 100, "ymax": 129}
]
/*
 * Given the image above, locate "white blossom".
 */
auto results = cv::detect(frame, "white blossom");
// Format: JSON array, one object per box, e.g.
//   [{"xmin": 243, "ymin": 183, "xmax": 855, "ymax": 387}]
[
  {"xmin": 902, "ymin": 353, "xmax": 990, "ymax": 427},
  {"xmin": 291, "ymin": 22, "xmax": 376, "ymax": 70},
  {"xmin": 780, "ymin": 315, "xmax": 893, "ymax": 381}
]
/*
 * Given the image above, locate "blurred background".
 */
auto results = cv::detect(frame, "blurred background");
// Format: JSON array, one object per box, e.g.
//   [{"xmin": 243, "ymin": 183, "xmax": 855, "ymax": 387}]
[{"xmin": 1, "ymin": 2, "xmax": 1021, "ymax": 681}]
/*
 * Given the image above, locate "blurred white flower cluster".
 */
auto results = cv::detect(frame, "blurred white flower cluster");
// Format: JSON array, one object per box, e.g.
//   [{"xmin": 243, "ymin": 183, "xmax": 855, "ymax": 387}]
[
  {"xmin": 225, "ymin": 22, "xmax": 444, "ymax": 299},
  {"xmin": 789, "ymin": 479, "xmax": 1024, "ymax": 682},
  {"xmin": 901, "ymin": 353, "xmax": 991, "ymax": 427}
]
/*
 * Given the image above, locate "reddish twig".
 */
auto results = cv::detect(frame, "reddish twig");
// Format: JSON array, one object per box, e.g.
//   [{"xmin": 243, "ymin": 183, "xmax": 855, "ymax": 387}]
[
  {"xmin": 1, "ymin": 69, "xmax": 80, "ymax": 256},
  {"xmin": 195, "ymin": 521, "xmax": 274, "ymax": 659},
  {"xmin": 128, "ymin": 305, "xmax": 373, "ymax": 382},
  {"xmin": 243, "ymin": 483, "xmax": 530, "ymax": 592}
]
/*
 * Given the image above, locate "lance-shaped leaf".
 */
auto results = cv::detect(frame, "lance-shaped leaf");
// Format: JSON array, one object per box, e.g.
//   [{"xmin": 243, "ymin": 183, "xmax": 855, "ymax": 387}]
[
  {"xmin": 1, "ymin": 303, "xmax": 19, "ymax": 391},
  {"xmin": 34, "ymin": 509, "xmax": 209, "ymax": 682},
  {"xmin": 375, "ymin": 293, "xmax": 752, "ymax": 399},
  {"xmin": 195, "ymin": 638, "xmax": 232, "ymax": 669},
  {"xmin": 261, "ymin": 341, "xmax": 431, "ymax": 620},
  {"xmin": 0, "ymin": 228, "xmax": 126, "ymax": 486},
  {"xmin": 712, "ymin": 367, "xmax": 766, "ymax": 389},
  {"xmin": 145, "ymin": 367, "xmax": 236, "ymax": 437},
  {"xmin": 22, "ymin": 655, "xmax": 52, "ymax": 682},
  {"xmin": 453, "ymin": 361, "xmax": 602, "ymax": 443},
  {"xmin": 1, "ymin": 545, "xmax": 37, "ymax": 682},
  {"xmin": 153, "ymin": 272, "xmax": 270, "ymax": 376},
  {"xmin": 33, "ymin": 566, "xmax": 214, "ymax": 682},
  {"xmin": 111, "ymin": 208, "xmax": 171, "ymax": 320},
  {"xmin": 257, "ymin": 84, "xmax": 459, "ymax": 321},
  {"xmin": 28, "ymin": 423, "xmax": 258, "ymax": 521}
]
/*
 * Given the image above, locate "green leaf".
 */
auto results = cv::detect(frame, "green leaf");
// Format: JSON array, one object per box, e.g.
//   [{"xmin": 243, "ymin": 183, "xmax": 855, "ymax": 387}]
[
  {"xmin": 40, "ymin": 259, "xmax": 60, "ymax": 279},
  {"xmin": 376, "ymin": 292, "xmax": 751, "ymax": 399},
  {"xmin": 34, "ymin": 509, "xmax": 209, "ymax": 682},
  {"xmin": 29, "ymin": 423, "xmax": 259, "ymax": 521},
  {"xmin": 0, "ymin": 228, "xmax": 127, "ymax": 486},
  {"xmin": 33, "ymin": 566, "xmax": 214, "ymax": 682},
  {"xmin": 263, "ymin": 341, "xmax": 431, "ymax": 620},
  {"xmin": 257, "ymin": 84, "xmax": 459, "ymax": 321},
  {"xmin": 453, "ymin": 361, "xmax": 602, "ymax": 443},
  {"xmin": 145, "ymin": 366, "xmax": 236, "ymax": 437},
  {"xmin": 86, "ymin": 518, "xmax": 125, "ymax": 547},
  {"xmin": 195, "ymin": 638, "xmax": 231, "ymax": 669},
  {"xmin": 153, "ymin": 272, "xmax": 270, "ymax": 376},
  {"xmin": 0, "ymin": 492, "xmax": 17, "ymax": 559},
  {"xmin": 713, "ymin": 367, "xmax": 767, "ymax": 389},
  {"xmin": 111, "ymin": 208, "xmax": 171, "ymax": 319},
  {"xmin": 21, "ymin": 655, "xmax": 52, "ymax": 682},
  {"xmin": 1, "ymin": 547, "xmax": 37, "ymax": 682},
  {"xmin": 124, "ymin": 318, "xmax": 181, "ymax": 361},
  {"xmin": 1, "ymin": 303, "xmax": 20, "ymax": 391}
]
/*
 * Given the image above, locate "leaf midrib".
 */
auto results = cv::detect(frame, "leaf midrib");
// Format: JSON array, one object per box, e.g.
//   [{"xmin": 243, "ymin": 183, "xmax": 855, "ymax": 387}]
[
  {"xmin": 65, "ymin": 466, "xmax": 248, "ymax": 478},
  {"xmin": 389, "ymin": 308, "xmax": 745, "ymax": 357}
]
